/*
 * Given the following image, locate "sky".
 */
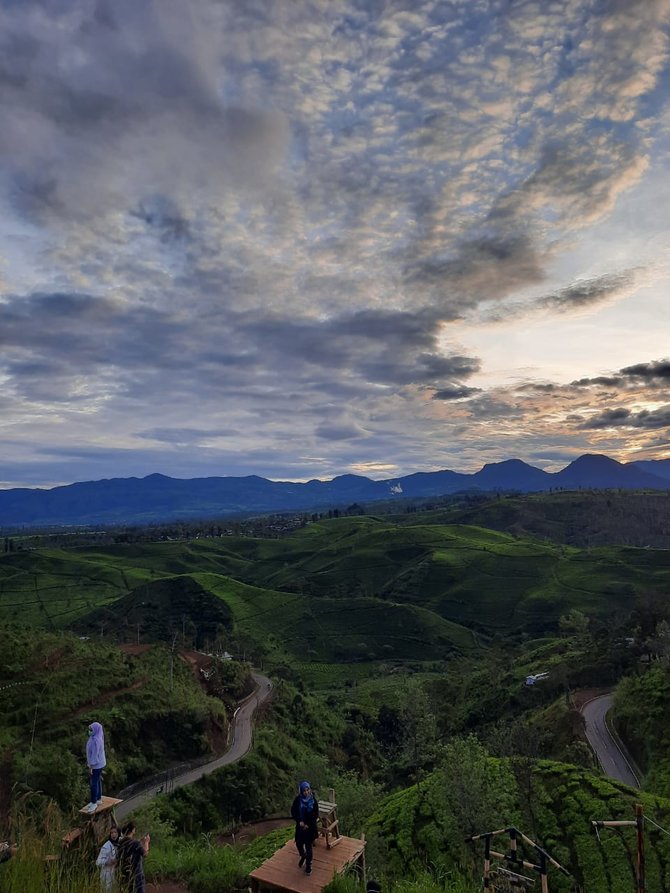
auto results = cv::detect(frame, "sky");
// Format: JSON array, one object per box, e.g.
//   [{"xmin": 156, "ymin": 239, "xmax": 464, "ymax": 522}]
[{"xmin": 0, "ymin": 0, "xmax": 669, "ymax": 489}]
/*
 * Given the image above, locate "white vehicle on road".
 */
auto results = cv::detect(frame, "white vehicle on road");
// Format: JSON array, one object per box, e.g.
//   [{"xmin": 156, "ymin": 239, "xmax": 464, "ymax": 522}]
[{"xmin": 525, "ymin": 672, "xmax": 549, "ymax": 686}]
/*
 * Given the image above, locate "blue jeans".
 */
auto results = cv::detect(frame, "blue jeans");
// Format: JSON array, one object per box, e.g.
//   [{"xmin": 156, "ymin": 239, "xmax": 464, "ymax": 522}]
[{"xmin": 90, "ymin": 767, "xmax": 103, "ymax": 803}]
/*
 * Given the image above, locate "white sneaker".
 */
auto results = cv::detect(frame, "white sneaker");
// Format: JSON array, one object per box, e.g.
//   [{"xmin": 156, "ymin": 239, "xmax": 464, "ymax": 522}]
[
  {"xmin": 84, "ymin": 802, "xmax": 97, "ymax": 813},
  {"xmin": 96, "ymin": 799, "xmax": 103, "ymax": 806}
]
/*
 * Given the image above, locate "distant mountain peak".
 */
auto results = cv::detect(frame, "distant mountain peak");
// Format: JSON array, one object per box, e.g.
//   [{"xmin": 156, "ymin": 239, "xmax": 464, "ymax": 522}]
[
  {"xmin": 1, "ymin": 452, "xmax": 669, "ymax": 527},
  {"xmin": 565, "ymin": 454, "xmax": 621, "ymax": 468},
  {"xmin": 479, "ymin": 458, "xmax": 537, "ymax": 471}
]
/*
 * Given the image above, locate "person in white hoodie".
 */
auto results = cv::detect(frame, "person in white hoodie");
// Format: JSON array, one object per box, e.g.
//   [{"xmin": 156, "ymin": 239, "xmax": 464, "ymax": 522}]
[
  {"xmin": 85, "ymin": 721, "xmax": 107, "ymax": 812},
  {"xmin": 96, "ymin": 825, "xmax": 119, "ymax": 892}
]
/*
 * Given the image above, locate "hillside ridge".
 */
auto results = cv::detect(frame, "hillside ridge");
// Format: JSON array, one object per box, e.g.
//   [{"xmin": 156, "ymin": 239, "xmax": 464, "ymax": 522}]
[{"xmin": 0, "ymin": 453, "xmax": 669, "ymax": 527}]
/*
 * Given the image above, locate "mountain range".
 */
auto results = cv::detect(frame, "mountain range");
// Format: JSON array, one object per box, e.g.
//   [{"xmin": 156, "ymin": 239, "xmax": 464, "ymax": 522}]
[{"xmin": 1, "ymin": 453, "xmax": 669, "ymax": 528}]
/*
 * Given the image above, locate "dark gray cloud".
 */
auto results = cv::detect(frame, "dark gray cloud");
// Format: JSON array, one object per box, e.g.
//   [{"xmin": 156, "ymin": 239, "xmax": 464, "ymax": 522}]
[
  {"xmin": 132, "ymin": 197, "xmax": 191, "ymax": 244},
  {"xmin": 517, "ymin": 383, "xmax": 559, "ymax": 394},
  {"xmin": 577, "ymin": 408, "xmax": 634, "ymax": 429},
  {"xmin": 572, "ymin": 358, "xmax": 670, "ymax": 390},
  {"xmin": 571, "ymin": 376, "xmax": 624, "ymax": 389},
  {"xmin": 537, "ymin": 270, "xmax": 640, "ymax": 312},
  {"xmin": 234, "ymin": 307, "xmax": 481, "ymax": 388},
  {"xmin": 478, "ymin": 268, "xmax": 643, "ymax": 324},
  {"xmin": 315, "ymin": 420, "xmax": 368, "ymax": 442},
  {"xmin": 137, "ymin": 427, "xmax": 238, "ymax": 444},
  {"xmin": 0, "ymin": 291, "xmax": 481, "ymax": 437},
  {"xmin": 404, "ymin": 231, "xmax": 547, "ymax": 311},
  {"xmin": 578, "ymin": 406, "xmax": 670, "ymax": 431},
  {"xmin": 620, "ymin": 360, "xmax": 670, "ymax": 381},
  {"xmin": 432, "ymin": 385, "xmax": 482, "ymax": 401}
]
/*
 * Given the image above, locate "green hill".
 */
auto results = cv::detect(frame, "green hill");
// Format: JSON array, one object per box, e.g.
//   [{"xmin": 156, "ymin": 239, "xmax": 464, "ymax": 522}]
[
  {"xmin": 422, "ymin": 490, "xmax": 670, "ymax": 549},
  {"xmin": 368, "ymin": 740, "xmax": 670, "ymax": 892},
  {"xmin": 3, "ymin": 517, "xmax": 670, "ymax": 643},
  {"xmin": 73, "ymin": 573, "xmax": 234, "ymax": 648},
  {"xmin": 0, "ymin": 626, "xmax": 254, "ymax": 814}
]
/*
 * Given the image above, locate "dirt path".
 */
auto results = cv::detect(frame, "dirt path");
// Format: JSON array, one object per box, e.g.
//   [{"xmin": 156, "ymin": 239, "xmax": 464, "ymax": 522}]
[
  {"xmin": 219, "ymin": 817, "xmax": 292, "ymax": 846},
  {"xmin": 69, "ymin": 677, "xmax": 148, "ymax": 719}
]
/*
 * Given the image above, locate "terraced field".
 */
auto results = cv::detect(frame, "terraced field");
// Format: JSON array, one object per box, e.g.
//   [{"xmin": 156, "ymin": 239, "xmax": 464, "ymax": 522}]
[{"xmin": 3, "ymin": 516, "xmax": 670, "ymax": 652}]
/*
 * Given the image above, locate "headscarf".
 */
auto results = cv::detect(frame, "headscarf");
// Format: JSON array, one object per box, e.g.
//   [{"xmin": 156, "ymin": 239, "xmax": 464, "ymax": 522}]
[
  {"xmin": 86, "ymin": 721, "xmax": 107, "ymax": 768},
  {"xmin": 298, "ymin": 780, "xmax": 315, "ymax": 821},
  {"xmin": 89, "ymin": 721, "xmax": 104, "ymax": 740}
]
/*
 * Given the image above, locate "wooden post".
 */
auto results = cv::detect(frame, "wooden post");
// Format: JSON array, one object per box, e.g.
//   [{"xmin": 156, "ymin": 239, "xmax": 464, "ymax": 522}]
[
  {"xmin": 483, "ymin": 834, "xmax": 491, "ymax": 891},
  {"xmin": 509, "ymin": 827, "xmax": 518, "ymax": 873},
  {"xmin": 361, "ymin": 832, "xmax": 367, "ymax": 887},
  {"xmin": 540, "ymin": 851, "xmax": 548, "ymax": 893},
  {"xmin": 636, "ymin": 803, "xmax": 645, "ymax": 893}
]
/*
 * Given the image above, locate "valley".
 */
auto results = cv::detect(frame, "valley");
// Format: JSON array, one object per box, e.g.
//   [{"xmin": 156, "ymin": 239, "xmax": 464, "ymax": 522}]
[{"xmin": 1, "ymin": 492, "xmax": 670, "ymax": 892}]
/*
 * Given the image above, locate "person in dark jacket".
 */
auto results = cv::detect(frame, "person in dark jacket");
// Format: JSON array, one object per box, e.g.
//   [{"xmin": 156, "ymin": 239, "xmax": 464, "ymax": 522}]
[
  {"xmin": 291, "ymin": 780, "xmax": 319, "ymax": 875},
  {"xmin": 117, "ymin": 822, "xmax": 150, "ymax": 893}
]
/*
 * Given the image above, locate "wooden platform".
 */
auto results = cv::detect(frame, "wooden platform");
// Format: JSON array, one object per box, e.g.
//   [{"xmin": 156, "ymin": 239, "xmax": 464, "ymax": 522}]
[
  {"xmin": 249, "ymin": 836, "xmax": 365, "ymax": 893},
  {"xmin": 78, "ymin": 796, "xmax": 122, "ymax": 816}
]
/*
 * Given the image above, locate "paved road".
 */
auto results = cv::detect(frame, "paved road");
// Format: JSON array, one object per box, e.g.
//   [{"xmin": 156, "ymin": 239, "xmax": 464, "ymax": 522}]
[
  {"xmin": 116, "ymin": 671, "xmax": 273, "ymax": 820},
  {"xmin": 582, "ymin": 693, "xmax": 639, "ymax": 788}
]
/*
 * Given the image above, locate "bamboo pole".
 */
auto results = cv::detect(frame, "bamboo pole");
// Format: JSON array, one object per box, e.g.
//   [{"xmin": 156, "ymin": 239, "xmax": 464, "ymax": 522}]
[
  {"xmin": 490, "ymin": 851, "xmax": 537, "ymax": 872},
  {"xmin": 636, "ymin": 804, "xmax": 645, "ymax": 893},
  {"xmin": 540, "ymin": 851, "xmax": 548, "ymax": 893}
]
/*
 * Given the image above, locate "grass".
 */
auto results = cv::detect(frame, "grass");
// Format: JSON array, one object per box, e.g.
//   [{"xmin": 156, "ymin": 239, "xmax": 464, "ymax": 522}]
[
  {"xmin": 0, "ymin": 801, "xmax": 100, "ymax": 893},
  {"xmin": 367, "ymin": 751, "xmax": 670, "ymax": 893},
  {"xmin": 0, "ymin": 627, "xmax": 234, "ymax": 810}
]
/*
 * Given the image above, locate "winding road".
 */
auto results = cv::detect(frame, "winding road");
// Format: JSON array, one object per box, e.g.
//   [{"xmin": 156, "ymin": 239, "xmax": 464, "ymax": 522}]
[
  {"xmin": 582, "ymin": 693, "xmax": 639, "ymax": 788},
  {"xmin": 116, "ymin": 670, "xmax": 273, "ymax": 820}
]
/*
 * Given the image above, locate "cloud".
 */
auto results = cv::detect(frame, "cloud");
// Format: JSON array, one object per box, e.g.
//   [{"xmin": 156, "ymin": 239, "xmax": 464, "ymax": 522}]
[
  {"xmin": 0, "ymin": 1, "xmax": 669, "ymax": 486},
  {"xmin": 572, "ymin": 358, "xmax": 670, "ymax": 390},
  {"xmin": 620, "ymin": 360, "xmax": 670, "ymax": 381},
  {"xmin": 432, "ymin": 385, "xmax": 482, "ymax": 401},
  {"xmin": 578, "ymin": 405, "xmax": 670, "ymax": 431},
  {"xmin": 0, "ymin": 0, "xmax": 290, "ymax": 225},
  {"xmin": 478, "ymin": 268, "xmax": 643, "ymax": 324},
  {"xmin": 138, "ymin": 427, "xmax": 238, "ymax": 445},
  {"xmin": 315, "ymin": 419, "xmax": 369, "ymax": 442}
]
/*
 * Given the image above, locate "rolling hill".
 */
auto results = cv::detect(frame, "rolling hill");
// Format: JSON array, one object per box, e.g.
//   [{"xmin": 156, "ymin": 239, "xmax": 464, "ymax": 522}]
[{"xmin": 3, "ymin": 516, "xmax": 670, "ymax": 647}]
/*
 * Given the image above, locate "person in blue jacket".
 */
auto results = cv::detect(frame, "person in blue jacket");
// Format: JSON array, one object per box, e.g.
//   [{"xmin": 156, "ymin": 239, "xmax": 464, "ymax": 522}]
[
  {"xmin": 291, "ymin": 780, "xmax": 319, "ymax": 875},
  {"xmin": 85, "ymin": 721, "xmax": 107, "ymax": 812}
]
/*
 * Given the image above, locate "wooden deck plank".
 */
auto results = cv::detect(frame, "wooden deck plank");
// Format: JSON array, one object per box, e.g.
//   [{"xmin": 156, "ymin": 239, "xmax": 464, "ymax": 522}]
[
  {"xmin": 78, "ymin": 796, "xmax": 123, "ymax": 815},
  {"xmin": 250, "ymin": 836, "xmax": 365, "ymax": 893}
]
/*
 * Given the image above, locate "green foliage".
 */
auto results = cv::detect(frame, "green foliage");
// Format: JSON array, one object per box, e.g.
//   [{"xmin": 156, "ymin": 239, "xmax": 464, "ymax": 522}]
[
  {"xmin": 365, "ymin": 748, "xmax": 670, "ymax": 893},
  {"xmin": 0, "ymin": 800, "xmax": 99, "ymax": 893},
  {"xmin": 435, "ymin": 490, "xmax": 670, "ymax": 550},
  {"xmin": 4, "ymin": 507, "xmax": 670, "ymax": 893},
  {"xmin": 149, "ymin": 838, "xmax": 251, "ymax": 893},
  {"xmin": 153, "ymin": 681, "xmax": 345, "ymax": 834},
  {"xmin": 242, "ymin": 826, "xmax": 295, "ymax": 863},
  {"xmin": 325, "ymin": 873, "xmax": 480, "ymax": 893},
  {"xmin": 615, "ymin": 665, "xmax": 670, "ymax": 795},
  {"xmin": 0, "ymin": 625, "xmax": 240, "ymax": 810},
  {"xmin": 5, "ymin": 516, "xmax": 670, "ymax": 648}
]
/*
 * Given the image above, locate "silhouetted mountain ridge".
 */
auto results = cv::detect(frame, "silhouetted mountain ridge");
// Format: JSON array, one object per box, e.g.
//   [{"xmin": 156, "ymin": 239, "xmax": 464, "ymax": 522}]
[{"xmin": 0, "ymin": 453, "xmax": 667, "ymax": 527}]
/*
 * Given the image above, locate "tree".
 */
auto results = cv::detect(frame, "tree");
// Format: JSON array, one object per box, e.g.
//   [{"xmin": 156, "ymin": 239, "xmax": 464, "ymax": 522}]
[
  {"xmin": 646, "ymin": 619, "xmax": 670, "ymax": 664},
  {"xmin": 431, "ymin": 735, "xmax": 519, "ymax": 839}
]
